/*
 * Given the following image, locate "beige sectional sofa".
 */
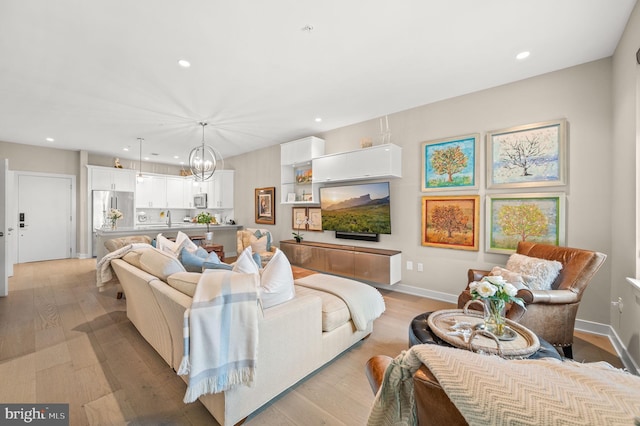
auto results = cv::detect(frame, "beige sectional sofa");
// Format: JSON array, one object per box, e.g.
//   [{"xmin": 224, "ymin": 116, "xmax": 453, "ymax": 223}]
[{"xmin": 109, "ymin": 244, "xmax": 383, "ymax": 426}]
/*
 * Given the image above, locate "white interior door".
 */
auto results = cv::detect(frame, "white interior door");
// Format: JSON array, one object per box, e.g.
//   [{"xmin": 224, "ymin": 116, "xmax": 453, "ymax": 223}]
[
  {"xmin": 0, "ymin": 159, "xmax": 8, "ymax": 296},
  {"xmin": 18, "ymin": 174, "xmax": 73, "ymax": 263}
]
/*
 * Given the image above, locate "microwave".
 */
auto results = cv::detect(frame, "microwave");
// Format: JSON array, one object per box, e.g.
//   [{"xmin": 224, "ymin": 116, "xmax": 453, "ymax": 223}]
[{"xmin": 193, "ymin": 193, "xmax": 207, "ymax": 208}]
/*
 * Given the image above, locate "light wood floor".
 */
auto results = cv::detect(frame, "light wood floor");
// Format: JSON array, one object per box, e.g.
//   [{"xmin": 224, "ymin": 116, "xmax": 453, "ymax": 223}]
[{"xmin": 0, "ymin": 258, "xmax": 622, "ymax": 425}]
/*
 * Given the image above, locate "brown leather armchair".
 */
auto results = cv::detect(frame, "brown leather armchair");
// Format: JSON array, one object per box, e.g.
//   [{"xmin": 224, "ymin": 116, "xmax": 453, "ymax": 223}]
[
  {"xmin": 366, "ymin": 355, "xmax": 467, "ymax": 425},
  {"xmin": 457, "ymin": 241, "xmax": 606, "ymax": 358}
]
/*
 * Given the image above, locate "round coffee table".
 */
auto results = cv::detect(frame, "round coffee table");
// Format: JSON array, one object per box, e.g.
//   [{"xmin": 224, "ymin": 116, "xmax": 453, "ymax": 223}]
[{"xmin": 409, "ymin": 311, "xmax": 562, "ymax": 360}]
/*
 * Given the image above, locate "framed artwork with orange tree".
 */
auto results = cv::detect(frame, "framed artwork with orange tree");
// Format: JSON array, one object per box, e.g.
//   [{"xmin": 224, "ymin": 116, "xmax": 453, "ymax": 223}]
[
  {"xmin": 421, "ymin": 133, "xmax": 479, "ymax": 192},
  {"xmin": 421, "ymin": 195, "xmax": 480, "ymax": 250}
]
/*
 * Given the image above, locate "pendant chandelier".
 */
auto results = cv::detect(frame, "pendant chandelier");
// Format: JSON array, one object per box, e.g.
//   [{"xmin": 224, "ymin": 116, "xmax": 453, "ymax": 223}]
[
  {"xmin": 136, "ymin": 137, "xmax": 144, "ymax": 183},
  {"xmin": 189, "ymin": 122, "xmax": 223, "ymax": 182}
]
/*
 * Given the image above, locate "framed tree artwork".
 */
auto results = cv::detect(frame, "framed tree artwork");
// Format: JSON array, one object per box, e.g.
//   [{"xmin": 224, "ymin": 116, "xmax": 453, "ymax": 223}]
[
  {"xmin": 486, "ymin": 193, "xmax": 566, "ymax": 254},
  {"xmin": 422, "ymin": 133, "xmax": 479, "ymax": 192},
  {"xmin": 255, "ymin": 187, "xmax": 276, "ymax": 225},
  {"xmin": 421, "ymin": 195, "xmax": 480, "ymax": 251},
  {"xmin": 486, "ymin": 119, "xmax": 567, "ymax": 189}
]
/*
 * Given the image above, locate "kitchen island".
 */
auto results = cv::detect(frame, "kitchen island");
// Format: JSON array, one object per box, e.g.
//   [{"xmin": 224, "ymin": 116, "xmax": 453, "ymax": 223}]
[{"xmin": 95, "ymin": 223, "xmax": 242, "ymax": 262}]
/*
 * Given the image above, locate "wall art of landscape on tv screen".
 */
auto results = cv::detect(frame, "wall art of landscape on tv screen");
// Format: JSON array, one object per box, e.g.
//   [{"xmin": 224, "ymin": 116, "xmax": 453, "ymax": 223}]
[{"xmin": 319, "ymin": 182, "xmax": 391, "ymax": 234}]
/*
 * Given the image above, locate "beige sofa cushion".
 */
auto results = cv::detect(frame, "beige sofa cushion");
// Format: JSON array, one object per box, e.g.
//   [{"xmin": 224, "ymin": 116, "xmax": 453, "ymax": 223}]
[
  {"xmin": 123, "ymin": 247, "xmax": 186, "ymax": 282},
  {"xmin": 167, "ymin": 272, "xmax": 201, "ymax": 297},
  {"xmin": 294, "ymin": 285, "xmax": 350, "ymax": 332}
]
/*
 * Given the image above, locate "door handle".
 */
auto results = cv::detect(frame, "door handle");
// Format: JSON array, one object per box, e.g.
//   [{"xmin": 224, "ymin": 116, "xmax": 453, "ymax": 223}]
[
  {"xmin": 0, "ymin": 232, "xmax": 4, "ymax": 237},
  {"xmin": 8, "ymin": 227, "xmax": 13, "ymax": 231}
]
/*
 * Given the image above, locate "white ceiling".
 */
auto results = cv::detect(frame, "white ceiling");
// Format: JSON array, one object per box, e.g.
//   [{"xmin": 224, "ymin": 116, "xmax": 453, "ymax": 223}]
[{"xmin": 0, "ymin": 1, "xmax": 636, "ymax": 167}]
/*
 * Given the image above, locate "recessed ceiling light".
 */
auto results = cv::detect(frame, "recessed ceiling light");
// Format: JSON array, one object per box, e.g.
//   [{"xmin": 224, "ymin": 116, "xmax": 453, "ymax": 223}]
[
  {"xmin": 123, "ymin": 147, "xmax": 129, "ymax": 151},
  {"xmin": 144, "ymin": 156, "xmax": 150, "ymax": 161},
  {"xmin": 173, "ymin": 155, "xmax": 179, "ymax": 159},
  {"xmin": 315, "ymin": 117, "xmax": 322, "ymax": 123},
  {"xmin": 516, "ymin": 51, "xmax": 530, "ymax": 60},
  {"xmin": 45, "ymin": 137, "xmax": 54, "ymax": 142},
  {"xmin": 178, "ymin": 59, "xmax": 191, "ymax": 68}
]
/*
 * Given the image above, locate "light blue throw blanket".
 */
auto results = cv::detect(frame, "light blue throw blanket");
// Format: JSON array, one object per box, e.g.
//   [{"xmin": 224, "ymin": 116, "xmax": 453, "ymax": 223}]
[{"xmin": 177, "ymin": 270, "xmax": 260, "ymax": 403}]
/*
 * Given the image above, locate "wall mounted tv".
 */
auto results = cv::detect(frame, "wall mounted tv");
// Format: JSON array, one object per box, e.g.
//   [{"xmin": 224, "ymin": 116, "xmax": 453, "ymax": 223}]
[{"xmin": 319, "ymin": 182, "xmax": 391, "ymax": 242}]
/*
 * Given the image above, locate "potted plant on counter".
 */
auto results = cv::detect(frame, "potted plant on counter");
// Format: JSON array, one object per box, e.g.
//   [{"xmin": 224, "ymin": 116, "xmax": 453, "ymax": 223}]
[{"xmin": 196, "ymin": 212, "xmax": 216, "ymax": 244}]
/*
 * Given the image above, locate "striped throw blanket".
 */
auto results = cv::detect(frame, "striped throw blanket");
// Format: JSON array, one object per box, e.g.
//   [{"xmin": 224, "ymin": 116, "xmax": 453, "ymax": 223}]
[{"xmin": 178, "ymin": 270, "xmax": 260, "ymax": 403}]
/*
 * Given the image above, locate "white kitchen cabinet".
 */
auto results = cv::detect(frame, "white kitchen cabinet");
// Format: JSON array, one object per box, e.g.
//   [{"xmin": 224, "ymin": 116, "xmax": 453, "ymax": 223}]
[
  {"xmin": 166, "ymin": 176, "xmax": 187, "ymax": 208},
  {"xmin": 89, "ymin": 166, "xmax": 136, "ymax": 192},
  {"xmin": 312, "ymin": 143, "xmax": 402, "ymax": 183},
  {"xmin": 208, "ymin": 170, "xmax": 234, "ymax": 209},
  {"xmin": 280, "ymin": 136, "xmax": 325, "ymax": 204},
  {"xmin": 136, "ymin": 175, "xmax": 167, "ymax": 208}
]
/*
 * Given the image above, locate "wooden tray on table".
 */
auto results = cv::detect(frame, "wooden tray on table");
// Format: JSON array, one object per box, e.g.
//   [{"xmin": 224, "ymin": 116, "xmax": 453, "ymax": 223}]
[{"xmin": 427, "ymin": 307, "xmax": 540, "ymax": 359}]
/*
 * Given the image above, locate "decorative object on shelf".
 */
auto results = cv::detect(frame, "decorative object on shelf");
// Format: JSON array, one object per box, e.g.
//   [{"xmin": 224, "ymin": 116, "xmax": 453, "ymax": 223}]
[
  {"xmin": 114, "ymin": 158, "xmax": 123, "ymax": 168},
  {"xmin": 360, "ymin": 137, "xmax": 372, "ymax": 148},
  {"xmin": 136, "ymin": 138, "xmax": 144, "ymax": 183},
  {"xmin": 287, "ymin": 193, "xmax": 296, "ymax": 203},
  {"xmin": 255, "ymin": 187, "xmax": 276, "ymax": 225},
  {"xmin": 486, "ymin": 193, "xmax": 565, "ymax": 254},
  {"xmin": 486, "ymin": 119, "xmax": 567, "ymax": 189},
  {"xmin": 108, "ymin": 208, "xmax": 123, "ymax": 230},
  {"xmin": 295, "ymin": 167, "xmax": 312, "ymax": 183},
  {"xmin": 421, "ymin": 133, "xmax": 479, "ymax": 192},
  {"xmin": 468, "ymin": 276, "xmax": 524, "ymax": 338},
  {"xmin": 421, "ymin": 195, "xmax": 480, "ymax": 251},
  {"xmin": 189, "ymin": 122, "xmax": 224, "ymax": 182},
  {"xmin": 379, "ymin": 115, "xmax": 391, "ymax": 144}
]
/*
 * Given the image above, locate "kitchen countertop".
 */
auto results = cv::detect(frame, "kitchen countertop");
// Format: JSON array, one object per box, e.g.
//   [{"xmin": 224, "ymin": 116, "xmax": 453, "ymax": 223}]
[
  {"xmin": 94, "ymin": 223, "xmax": 242, "ymax": 261},
  {"xmin": 95, "ymin": 223, "xmax": 241, "ymax": 235}
]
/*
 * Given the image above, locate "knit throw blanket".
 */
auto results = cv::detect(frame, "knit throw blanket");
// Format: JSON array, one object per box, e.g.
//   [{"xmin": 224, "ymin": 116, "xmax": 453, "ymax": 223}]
[
  {"xmin": 177, "ymin": 270, "xmax": 260, "ymax": 403},
  {"xmin": 368, "ymin": 344, "xmax": 640, "ymax": 426},
  {"xmin": 96, "ymin": 243, "xmax": 150, "ymax": 289}
]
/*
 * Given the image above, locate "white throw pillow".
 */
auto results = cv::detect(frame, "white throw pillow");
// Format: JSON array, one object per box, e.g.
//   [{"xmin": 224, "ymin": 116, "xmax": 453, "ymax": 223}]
[
  {"xmin": 232, "ymin": 247, "xmax": 260, "ymax": 275},
  {"xmin": 505, "ymin": 253, "xmax": 563, "ymax": 291},
  {"xmin": 156, "ymin": 233, "xmax": 179, "ymax": 257},
  {"xmin": 489, "ymin": 266, "xmax": 532, "ymax": 290},
  {"xmin": 259, "ymin": 249, "xmax": 295, "ymax": 309},
  {"xmin": 175, "ymin": 231, "xmax": 198, "ymax": 253}
]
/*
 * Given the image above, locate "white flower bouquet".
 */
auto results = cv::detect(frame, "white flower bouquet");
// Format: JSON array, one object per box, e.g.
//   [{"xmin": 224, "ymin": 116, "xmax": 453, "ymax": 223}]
[
  {"xmin": 108, "ymin": 208, "xmax": 123, "ymax": 228},
  {"xmin": 469, "ymin": 275, "xmax": 525, "ymax": 336}
]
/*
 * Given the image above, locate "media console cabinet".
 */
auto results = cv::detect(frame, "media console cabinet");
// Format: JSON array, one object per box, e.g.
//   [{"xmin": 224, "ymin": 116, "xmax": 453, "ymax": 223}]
[{"xmin": 280, "ymin": 240, "xmax": 401, "ymax": 285}]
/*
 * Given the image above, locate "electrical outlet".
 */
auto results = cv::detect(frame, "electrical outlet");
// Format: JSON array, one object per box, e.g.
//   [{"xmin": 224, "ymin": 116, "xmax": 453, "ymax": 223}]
[
  {"xmin": 611, "ymin": 297, "xmax": 623, "ymax": 313},
  {"xmin": 417, "ymin": 263, "xmax": 423, "ymax": 272},
  {"xmin": 406, "ymin": 261, "xmax": 413, "ymax": 270}
]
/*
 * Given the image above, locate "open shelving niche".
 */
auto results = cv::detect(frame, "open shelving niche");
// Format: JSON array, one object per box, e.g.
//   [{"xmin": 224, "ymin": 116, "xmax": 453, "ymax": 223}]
[{"xmin": 280, "ymin": 136, "xmax": 325, "ymax": 205}]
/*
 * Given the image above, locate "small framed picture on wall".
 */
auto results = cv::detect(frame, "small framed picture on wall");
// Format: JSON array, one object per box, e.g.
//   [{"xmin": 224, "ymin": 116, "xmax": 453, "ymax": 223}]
[{"xmin": 255, "ymin": 187, "xmax": 276, "ymax": 225}]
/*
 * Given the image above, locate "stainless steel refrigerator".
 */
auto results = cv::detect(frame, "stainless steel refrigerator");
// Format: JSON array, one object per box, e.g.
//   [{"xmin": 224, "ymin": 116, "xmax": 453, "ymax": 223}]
[{"xmin": 92, "ymin": 190, "xmax": 134, "ymax": 256}]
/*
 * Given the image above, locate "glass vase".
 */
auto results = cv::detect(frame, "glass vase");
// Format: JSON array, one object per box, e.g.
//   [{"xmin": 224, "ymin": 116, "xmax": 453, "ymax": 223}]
[
  {"xmin": 111, "ymin": 220, "xmax": 117, "ymax": 230},
  {"xmin": 483, "ymin": 298, "xmax": 506, "ymax": 337}
]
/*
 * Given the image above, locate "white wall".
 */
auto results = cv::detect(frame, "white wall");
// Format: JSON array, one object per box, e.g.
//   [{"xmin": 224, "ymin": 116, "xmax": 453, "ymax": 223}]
[
  {"xmin": 611, "ymin": 2, "xmax": 640, "ymax": 367},
  {"xmin": 230, "ymin": 58, "xmax": 614, "ymax": 326}
]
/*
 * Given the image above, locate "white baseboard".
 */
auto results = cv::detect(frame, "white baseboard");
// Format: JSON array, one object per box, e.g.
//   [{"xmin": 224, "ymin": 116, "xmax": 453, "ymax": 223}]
[
  {"xmin": 76, "ymin": 252, "xmax": 92, "ymax": 259},
  {"xmin": 376, "ymin": 283, "xmax": 637, "ymax": 374}
]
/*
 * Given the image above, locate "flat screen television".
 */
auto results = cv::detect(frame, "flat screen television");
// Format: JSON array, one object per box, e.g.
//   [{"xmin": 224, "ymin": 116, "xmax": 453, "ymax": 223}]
[{"xmin": 319, "ymin": 182, "xmax": 391, "ymax": 240}]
